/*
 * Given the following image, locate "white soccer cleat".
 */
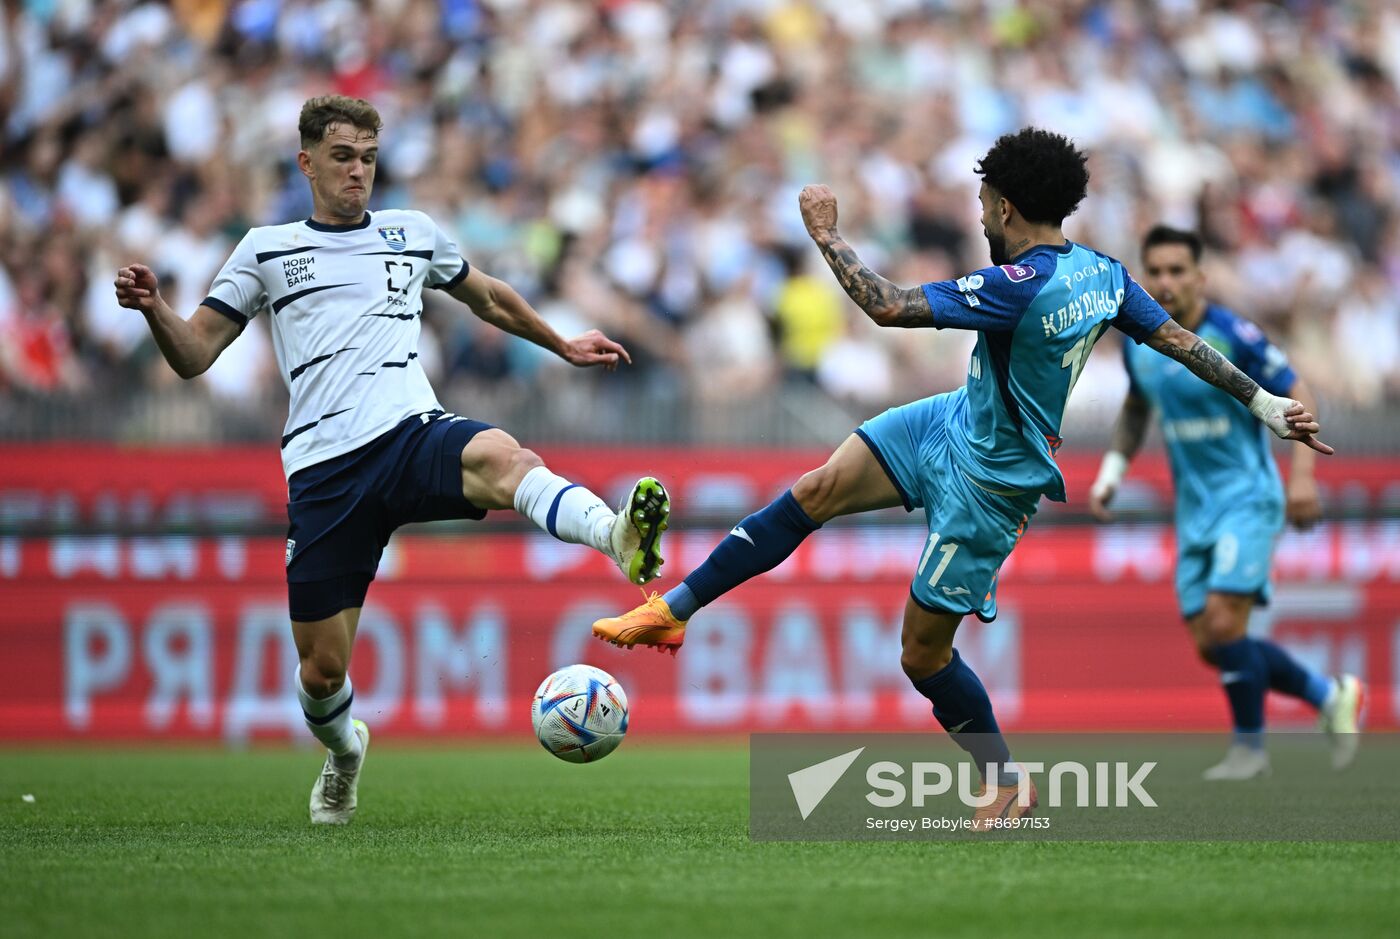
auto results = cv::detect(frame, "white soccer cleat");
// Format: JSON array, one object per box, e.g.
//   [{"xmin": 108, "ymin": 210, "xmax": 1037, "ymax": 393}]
[
  {"xmin": 310, "ymin": 719, "xmax": 370, "ymax": 825},
  {"xmin": 1202, "ymin": 744, "xmax": 1271, "ymax": 781},
  {"xmin": 1319, "ymin": 674, "xmax": 1364, "ymax": 770},
  {"xmin": 608, "ymin": 477, "xmax": 670, "ymax": 585}
]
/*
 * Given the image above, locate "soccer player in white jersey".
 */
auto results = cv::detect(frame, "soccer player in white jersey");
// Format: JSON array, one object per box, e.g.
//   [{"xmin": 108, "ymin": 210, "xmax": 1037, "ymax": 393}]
[{"xmin": 114, "ymin": 95, "xmax": 671, "ymax": 824}]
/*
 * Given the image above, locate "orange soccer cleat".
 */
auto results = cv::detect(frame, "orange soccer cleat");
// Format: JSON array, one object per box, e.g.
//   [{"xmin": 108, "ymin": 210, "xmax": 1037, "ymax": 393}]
[
  {"xmin": 592, "ymin": 592, "xmax": 688, "ymax": 656},
  {"xmin": 970, "ymin": 776, "xmax": 1039, "ymax": 832}
]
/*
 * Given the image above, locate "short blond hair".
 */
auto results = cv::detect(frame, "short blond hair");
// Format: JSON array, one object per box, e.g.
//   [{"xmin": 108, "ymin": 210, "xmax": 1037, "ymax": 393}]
[{"xmin": 298, "ymin": 95, "xmax": 382, "ymax": 149}]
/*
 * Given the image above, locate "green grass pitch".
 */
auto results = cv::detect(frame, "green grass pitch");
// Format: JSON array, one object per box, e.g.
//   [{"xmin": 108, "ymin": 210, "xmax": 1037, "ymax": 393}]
[{"xmin": 3, "ymin": 744, "xmax": 1397, "ymax": 938}]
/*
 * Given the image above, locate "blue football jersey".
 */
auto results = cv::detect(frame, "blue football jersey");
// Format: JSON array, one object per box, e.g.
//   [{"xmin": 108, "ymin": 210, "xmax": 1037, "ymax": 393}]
[
  {"xmin": 921, "ymin": 242, "xmax": 1168, "ymax": 501},
  {"xmin": 1123, "ymin": 304, "xmax": 1297, "ymax": 538}
]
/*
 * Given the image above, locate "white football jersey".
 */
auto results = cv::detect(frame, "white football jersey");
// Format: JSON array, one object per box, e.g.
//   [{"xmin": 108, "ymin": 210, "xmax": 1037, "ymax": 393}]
[{"xmin": 203, "ymin": 210, "xmax": 469, "ymax": 479}]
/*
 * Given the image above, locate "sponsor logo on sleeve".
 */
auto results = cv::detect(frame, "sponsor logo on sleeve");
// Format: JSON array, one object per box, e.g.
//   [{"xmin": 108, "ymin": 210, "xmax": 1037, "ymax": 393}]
[
  {"xmin": 999, "ymin": 263, "xmax": 1036, "ymax": 283},
  {"xmin": 955, "ymin": 273, "xmax": 984, "ymax": 307}
]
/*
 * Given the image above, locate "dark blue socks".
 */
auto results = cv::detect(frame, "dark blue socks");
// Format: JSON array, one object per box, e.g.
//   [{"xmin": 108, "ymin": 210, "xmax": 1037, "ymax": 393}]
[
  {"xmin": 1209, "ymin": 636, "xmax": 1332, "ymax": 749},
  {"xmin": 1254, "ymin": 638, "xmax": 1332, "ymax": 709},
  {"xmin": 664, "ymin": 490, "xmax": 820, "ymax": 620},
  {"xmin": 911, "ymin": 649, "xmax": 1015, "ymax": 784},
  {"xmin": 1210, "ymin": 638, "xmax": 1267, "ymax": 748}
]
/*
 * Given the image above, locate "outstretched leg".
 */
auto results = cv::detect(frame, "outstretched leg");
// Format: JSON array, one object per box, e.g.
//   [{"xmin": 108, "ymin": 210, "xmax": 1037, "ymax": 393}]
[
  {"xmin": 459, "ymin": 428, "xmax": 669, "ymax": 585},
  {"xmin": 592, "ymin": 433, "xmax": 902, "ymax": 652}
]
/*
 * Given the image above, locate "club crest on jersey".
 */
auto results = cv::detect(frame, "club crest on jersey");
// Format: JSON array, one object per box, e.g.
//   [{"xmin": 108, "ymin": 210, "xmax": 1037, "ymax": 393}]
[
  {"xmin": 378, "ymin": 226, "xmax": 408, "ymax": 252},
  {"xmin": 999, "ymin": 263, "xmax": 1035, "ymax": 283}
]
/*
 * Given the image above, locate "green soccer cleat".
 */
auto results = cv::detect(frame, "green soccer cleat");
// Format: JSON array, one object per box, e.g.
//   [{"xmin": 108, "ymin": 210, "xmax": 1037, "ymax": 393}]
[
  {"xmin": 609, "ymin": 477, "xmax": 670, "ymax": 585},
  {"xmin": 310, "ymin": 720, "xmax": 370, "ymax": 825}
]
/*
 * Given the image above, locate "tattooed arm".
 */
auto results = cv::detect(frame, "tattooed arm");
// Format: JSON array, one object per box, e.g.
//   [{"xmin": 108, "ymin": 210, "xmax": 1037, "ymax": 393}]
[
  {"xmin": 798, "ymin": 184, "xmax": 932, "ymax": 327},
  {"xmin": 1146, "ymin": 319, "xmax": 1333, "ymax": 454},
  {"xmin": 1147, "ymin": 318, "xmax": 1260, "ymax": 405}
]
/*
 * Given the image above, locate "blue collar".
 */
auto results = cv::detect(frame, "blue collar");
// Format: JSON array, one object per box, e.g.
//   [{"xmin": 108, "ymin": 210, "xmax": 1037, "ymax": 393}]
[{"xmin": 306, "ymin": 212, "xmax": 372, "ymax": 232}]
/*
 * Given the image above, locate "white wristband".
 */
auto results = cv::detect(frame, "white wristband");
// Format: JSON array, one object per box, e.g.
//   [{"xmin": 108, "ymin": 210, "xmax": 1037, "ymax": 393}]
[
  {"xmin": 1091, "ymin": 451, "xmax": 1129, "ymax": 494},
  {"xmin": 1247, "ymin": 388, "xmax": 1292, "ymax": 439}
]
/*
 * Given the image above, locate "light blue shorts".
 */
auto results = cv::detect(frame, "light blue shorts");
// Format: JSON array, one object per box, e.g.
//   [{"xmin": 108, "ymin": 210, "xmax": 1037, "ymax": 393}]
[
  {"xmin": 856, "ymin": 392, "xmax": 1040, "ymax": 622},
  {"xmin": 1176, "ymin": 504, "xmax": 1281, "ymax": 619}
]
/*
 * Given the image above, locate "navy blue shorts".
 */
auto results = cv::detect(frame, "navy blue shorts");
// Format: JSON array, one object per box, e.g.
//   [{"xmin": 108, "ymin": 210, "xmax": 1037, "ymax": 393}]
[{"xmin": 285, "ymin": 411, "xmax": 493, "ymax": 621}]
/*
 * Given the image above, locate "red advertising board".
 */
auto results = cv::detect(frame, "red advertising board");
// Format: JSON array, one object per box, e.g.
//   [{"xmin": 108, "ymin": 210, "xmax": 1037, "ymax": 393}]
[
  {"xmin": 1, "ymin": 528, "xmax": 1396, "ymax": 740},
  {"xmin": 1, "ymin": 445, "xmax": 1396, "ymax": 741}
]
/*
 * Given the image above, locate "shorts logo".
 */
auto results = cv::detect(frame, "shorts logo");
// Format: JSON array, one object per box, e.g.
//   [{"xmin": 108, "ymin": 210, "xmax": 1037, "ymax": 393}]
[
  {"xmin": 999, "ymin": 263, "xmax": 1035, "ymax": 283},
  {"xmin": 940, "ymin": 585, "xmax": 972, "ymax": 597},
  {"xmin": 378, "ymin": 226, "xmax": 408, "ymax": 252},
  {"xmin": 285, "ymin": 539, "xmax": 296, "ymax": 567}
]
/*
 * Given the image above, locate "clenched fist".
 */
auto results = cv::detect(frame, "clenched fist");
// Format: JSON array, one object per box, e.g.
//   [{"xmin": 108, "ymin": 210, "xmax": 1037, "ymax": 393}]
[
  {"xmin": 114, "ymin": 264, "xmax": 163, "ymax": 315},
  {"xmin": 798, "ymin": 184, "xmax": 839, "ymax": 240}
]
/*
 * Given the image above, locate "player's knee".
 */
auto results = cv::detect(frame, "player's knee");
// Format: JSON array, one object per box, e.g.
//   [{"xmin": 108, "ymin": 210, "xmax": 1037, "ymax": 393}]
[
  {"xmin": 502, "ymin": 446, "xmax": 544, "ymax": 488},
  {"xmin": 792, "ymin": 465, "xmax": 841, "ymax": 522},
  {"xmin": 1200, "ymin": 609, "xmax": 1245, "ymax": 649},
  {"xmin": 300, "ymin": 653, "xmax": 348, "ymax": 699},
  {"xmin": 1195, "ymin": 641, "xmax": 1218, "ymax": 667},
  {"xmin": 465, "ymin": 439, "xmax": 542, "ymax": 501},
  {"xmin": 901, "ymin": 642, "xmax": 953, "ymax": 680}
]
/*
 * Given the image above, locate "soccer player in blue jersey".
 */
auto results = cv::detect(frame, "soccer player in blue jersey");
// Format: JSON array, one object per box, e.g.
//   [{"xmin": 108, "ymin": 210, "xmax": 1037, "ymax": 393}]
[
  {"xmin": 593, "ymin": 128, "xmax": 1329, "ymax": 825},
  {"xmin": 1089, "ymin": 225, "xmax": 1362, "ymax": 780}
]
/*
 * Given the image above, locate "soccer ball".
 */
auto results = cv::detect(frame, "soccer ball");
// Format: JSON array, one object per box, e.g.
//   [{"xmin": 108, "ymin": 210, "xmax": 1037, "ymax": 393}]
[{"xmin": 531, "ymin": 664, "xmax": 629, "ymax": 763}]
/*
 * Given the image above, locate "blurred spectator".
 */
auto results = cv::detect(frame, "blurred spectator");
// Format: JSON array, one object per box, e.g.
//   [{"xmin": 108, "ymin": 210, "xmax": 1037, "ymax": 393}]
[
  {"xmin": 773, "ymin": 249, "xmax": 844, "ymax": 380},
  {"xmin": 1, "ymin": 0, "xmax": 1399, "ymax": 445},
  {"xmin": 682, "ymin": 276, "xmax": 777, "ymax": 402},
  {"xmin": 816, "ymin": 309, "xmax": 896, "ymax": 408}
]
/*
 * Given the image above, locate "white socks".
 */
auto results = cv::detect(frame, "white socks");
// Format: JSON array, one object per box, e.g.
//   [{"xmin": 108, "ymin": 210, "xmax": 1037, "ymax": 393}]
[
  {"xmin": 296, "ymin": 670, "xmax": 362, "ymax": 769},
  {"xmin": 512, "ymin": 466, "xmax": 614, "ymax": 554}
]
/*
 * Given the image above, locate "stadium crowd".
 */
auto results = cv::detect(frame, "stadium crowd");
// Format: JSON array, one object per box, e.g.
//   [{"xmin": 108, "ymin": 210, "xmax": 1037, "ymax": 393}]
[{"xmin": 2, "ymin": 0, "xmax": 1399, "ymax": 441}]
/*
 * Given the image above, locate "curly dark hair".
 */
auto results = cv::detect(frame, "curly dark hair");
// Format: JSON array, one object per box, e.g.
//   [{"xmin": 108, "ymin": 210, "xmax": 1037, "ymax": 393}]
[
  {"xmin": 974, "ymin": 128, "xmax": 1089, "ymax": 225},
  {"xmin": 298, "ymin": 95, "xmax": 382, "ymax": 149}
]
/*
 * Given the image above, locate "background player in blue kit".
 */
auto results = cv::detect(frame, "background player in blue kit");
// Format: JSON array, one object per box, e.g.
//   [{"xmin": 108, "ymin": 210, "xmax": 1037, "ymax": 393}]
[
  {"xmin": 114, "ymin": 96, "xmax": 672, "ymax": 824},
  {"xmin": 593, "ymin": 129, "xmax": 1330, "ymax": 825},
  {"xmin": 1090, "ymin": 226, "xmax": 1363, "ymax": 781}
]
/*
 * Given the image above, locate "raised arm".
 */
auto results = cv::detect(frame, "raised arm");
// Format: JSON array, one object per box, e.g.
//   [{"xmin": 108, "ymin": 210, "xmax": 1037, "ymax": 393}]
[
  {"xmin": 1088, "ymin": 390, "xmax": 1152, "ymax": 521},
  {"xmin": 115, "ymin": 264, "xmax": 241, "ymax": 379},
  {"xmin": 798, "ymin": 184, "xmax": 932, "ymax": 327},
  {"xmin": 1145, "ymin": 319, "xmax": 1333, "ymax": 454},
  {"xmin": 447, "ymin": 265, "xmax": 631, "ymax": 370}
]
